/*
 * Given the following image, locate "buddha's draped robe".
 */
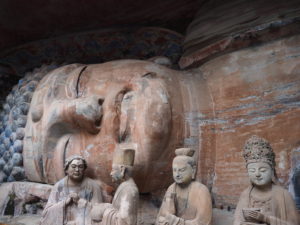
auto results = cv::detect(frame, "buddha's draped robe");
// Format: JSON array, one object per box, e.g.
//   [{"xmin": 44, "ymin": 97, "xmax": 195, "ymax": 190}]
[
  {"xmin": 234, "ymin": 185, "xmax": 299, "ymax": 225},
  {"xmin": 101, "ymin": 178, "xmax": 139, "ymax": 225},
  {"xmin": 40, "ymin": 176, "xmax": 103, "ymax": 225},
  {"xmin": 156, "ymin": 181, "xmax": 212, "ymax": 225}
]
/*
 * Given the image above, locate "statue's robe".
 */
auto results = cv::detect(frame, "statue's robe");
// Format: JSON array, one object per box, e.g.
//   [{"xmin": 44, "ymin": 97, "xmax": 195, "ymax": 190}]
[
  {"xmin": 40, "ymin": 176, "xmax": 103, "ymax": 225},
  {"xmin": 234, "ymin": 184, "xmax": 299, "ymax": 225},
  {"xmin": 156, "ymin": 181, "xmax": 212, "ymax": 225},
  {"xmin": 101, "ymin": 178, "xmax": 139, "ymax": 225}
]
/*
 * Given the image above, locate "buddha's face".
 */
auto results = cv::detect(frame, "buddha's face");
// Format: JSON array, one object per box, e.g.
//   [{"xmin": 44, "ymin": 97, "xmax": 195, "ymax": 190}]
[
  {"xmin": 247, "ymin": 162, "xmax": 272, "ymax": 187},
  {"xmin": 172, "ymin": 156, "xmax": 195, "ymax": 186},
  {"xmin": 66, "ymin": 159, "xmax": 85, "ymax": 182},
  {"xmin": 23, "ymin": 60, "xmax": 184, "ymax": 192}
]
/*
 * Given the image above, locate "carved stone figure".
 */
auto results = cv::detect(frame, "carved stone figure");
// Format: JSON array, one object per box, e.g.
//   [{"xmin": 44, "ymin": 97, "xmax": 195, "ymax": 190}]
[
  {"xmin": 91, "ymin": 147, "xmax": 138, "ymax": 225},
  {"xmin": 234, "ymin": 136, "xmax": 299, "ymax": 225},
  {"xmin": 40, "ymin": 155, "xmax": 104, "ymax": 225},
  {"xmin": 156, "ymin": 148, "xmax": 212, "ymax": 225}
]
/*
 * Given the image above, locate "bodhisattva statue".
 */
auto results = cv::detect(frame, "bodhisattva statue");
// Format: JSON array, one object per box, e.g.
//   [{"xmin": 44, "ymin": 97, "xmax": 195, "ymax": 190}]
[
  {"xmin": 91, "ymin": 148, "xmax": 139, "ymax": 225},
  {"xmin": 40, "ymin": 155, "xmax": 104, "ymax": 225},
  {"xmin": 234, "ymin": 135, "xmax": 299, "ymax": 225},
  {"xmin": 156, "ymin": 148, "xmax": 212, "ymax": 225}
]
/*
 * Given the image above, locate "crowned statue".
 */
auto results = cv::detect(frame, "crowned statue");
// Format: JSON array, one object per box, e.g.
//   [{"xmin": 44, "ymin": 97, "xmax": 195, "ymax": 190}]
[{"xmin": 234, "ymin": 135, "xmax": 299, "ymax": 225}]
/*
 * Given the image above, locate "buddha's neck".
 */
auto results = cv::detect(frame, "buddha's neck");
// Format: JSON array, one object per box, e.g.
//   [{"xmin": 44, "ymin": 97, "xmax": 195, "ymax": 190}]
[
  {"xmin": 252, "ymin": 183, "xmax": 272, "ymax": 198},
  {"xmin": 176, "ymin": 182, "xmax": 192, "ymax": 192}
]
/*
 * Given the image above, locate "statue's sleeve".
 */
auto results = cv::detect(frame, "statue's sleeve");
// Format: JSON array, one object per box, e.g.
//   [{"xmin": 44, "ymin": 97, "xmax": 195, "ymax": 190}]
[
  {"xmin": 234, "ymin": 189, "xmax": 249, "ymax": 225},
  {"xmin": 156, "ymin": 184, "xmax": 212, "ymax": 225},
  {"xmin": 184, "ymin": 184, "xmax": 212, "ymax": 225},
  {"xmin": 155, "ymin": 184, "xmax": 176, "ymax": 224},
  {"xmin": 39, "ymin": 183, "xmax": 65, "ymax": 225},
  {"xmin": 268, "ymin": 189, "xmax": 299, "ymax": 225},
  {"xmin": 89, "ymin": 179, "xmax": 104, "ymax": 204},
  {"xmin": 101, "ymin": 187, "xmax": 138, "ymax": 225}
]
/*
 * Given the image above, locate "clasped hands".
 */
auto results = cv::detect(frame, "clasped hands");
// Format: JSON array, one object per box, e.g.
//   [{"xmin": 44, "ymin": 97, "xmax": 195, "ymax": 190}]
[
  {"xmin": 158, "ymin": 213, "xmax": 179, "ymax": 225},
  {"xmin": 242, "ymin": 208, "xmax": 269, "ymax": 224},
  {"xmin": 65, "ymin": 193, "xmax": 87, "ymax": 209}
]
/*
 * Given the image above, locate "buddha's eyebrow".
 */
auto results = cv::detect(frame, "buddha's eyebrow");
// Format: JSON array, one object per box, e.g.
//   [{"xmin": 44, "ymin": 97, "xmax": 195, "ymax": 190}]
[
  {"xmin": 141, "ymin": 72, "xmax": 157, "ymax": 78},
  {"xmin": 76, "ymin": 66, "xmax": 88, "ymax": 98}
]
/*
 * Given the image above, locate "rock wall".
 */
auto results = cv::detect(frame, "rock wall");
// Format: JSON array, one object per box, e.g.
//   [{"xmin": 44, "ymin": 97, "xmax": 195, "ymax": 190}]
[{"xmin": 196, "ymin": 34, "xmax": 300, "ymax": 207}]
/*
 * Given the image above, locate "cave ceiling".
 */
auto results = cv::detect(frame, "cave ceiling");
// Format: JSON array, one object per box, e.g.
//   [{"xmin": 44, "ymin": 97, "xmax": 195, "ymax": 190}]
[{"xmin": 0, "ymin": 0, "xmax": 203, "ymax": 52}]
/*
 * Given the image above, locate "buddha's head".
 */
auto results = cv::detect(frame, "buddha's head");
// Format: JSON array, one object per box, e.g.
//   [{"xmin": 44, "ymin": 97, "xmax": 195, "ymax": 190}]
[
  {"xmin": 172, "ymin": 148, "xmax": 196, "ymax": 186},
  {"xmin": 23, "ymin": 59, "xmax": 189, "ymax": 192},
  {"xmin": 243, "ymin": 135, "xmax": 276, "ymax": 188}
]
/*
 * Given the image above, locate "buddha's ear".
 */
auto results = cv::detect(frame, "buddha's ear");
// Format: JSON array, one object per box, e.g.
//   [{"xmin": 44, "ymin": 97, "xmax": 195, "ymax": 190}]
[{"xmin": 192, "ymin": 165, "xmax": 197, "ymax": 180}]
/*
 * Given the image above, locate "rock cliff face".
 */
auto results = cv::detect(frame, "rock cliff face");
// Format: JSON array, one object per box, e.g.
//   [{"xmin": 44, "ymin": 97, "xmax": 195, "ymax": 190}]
[
  {"xmin": 0, "ymin": 0, "xmax": 299, "ymax": 212},
  {"xmin": 195, "ymin": 35, "xmax": 300, "ymax": 207}
]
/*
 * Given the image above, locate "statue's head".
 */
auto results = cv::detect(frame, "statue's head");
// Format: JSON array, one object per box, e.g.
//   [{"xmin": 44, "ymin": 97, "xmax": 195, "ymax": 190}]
[
  {"xmin": 172, "ymin": 148, "xmax": 196, "ymax": 186},
  {"xmin": 243, "ymin": 135, "xmax": 276, "ymax": 187},
  {"xmin": 64, "ymin": 155, "xmax": 87, "ymax": 182},
  {"xmin": 23, "ymin": 60, "xmax": 187, "ymax": 192},
  {"xmin": 110, "ymin": 147, "xmax": 135, "ymax": 184}
]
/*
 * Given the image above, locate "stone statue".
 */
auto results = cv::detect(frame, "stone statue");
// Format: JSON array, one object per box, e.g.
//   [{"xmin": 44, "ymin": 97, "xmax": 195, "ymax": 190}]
[
  {"xmin": 156, "ymin": 148, "xmax": 212, "ymax": 225},
  {"xmin": 40, "ymin": 155, "xmax": 104, "ymax": 225},
  {"xmin": 91, "ymin": 147, "xmax": 139, "ymax": 225},
  {"xmin": 22, "ymin": 60, "xmax": 210, "ymax": 193},
  {"xmin": 234, "ymin": 135, "xmax": 299, "ymax": 225}
]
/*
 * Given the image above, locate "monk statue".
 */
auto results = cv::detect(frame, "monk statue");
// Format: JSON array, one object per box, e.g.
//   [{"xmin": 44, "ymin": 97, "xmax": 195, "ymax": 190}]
[
  {"xmin": 234, "ymin": 135, "xmax": 299, "ymax": 225},
  {"xmin": 91, "ymin": 147, "xmax": 139, "ymax": 225},
  {"xmin": 156, "ymin": 148, "xmax": 212, "ymax": 225},
  {"xmin": 40, "ymin": 155, "xmax": 104, "ymax": 225}
]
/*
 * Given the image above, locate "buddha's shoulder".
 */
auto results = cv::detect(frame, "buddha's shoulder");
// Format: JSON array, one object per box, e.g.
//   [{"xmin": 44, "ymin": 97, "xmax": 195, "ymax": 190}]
[{"xmin": 272, "ymin": 184, "xmax": 291, "ymax": 195}]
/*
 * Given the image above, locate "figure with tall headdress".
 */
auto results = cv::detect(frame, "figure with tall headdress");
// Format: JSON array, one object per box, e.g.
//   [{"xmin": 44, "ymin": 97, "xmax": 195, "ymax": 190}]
[
  {"xmin": 234, "ymin": 135, "xmax": 299, "ymax": 225},
  {"xmin": 40, "ymin": 155, "xmax": 104, "ymax": 225},
  {"xmin": 156, "ymin": 148, "xmax": 212, "ymax": 225},
  {"xmin": 91, "ymin": 147, "xmax": 139, "ymax": 225}
]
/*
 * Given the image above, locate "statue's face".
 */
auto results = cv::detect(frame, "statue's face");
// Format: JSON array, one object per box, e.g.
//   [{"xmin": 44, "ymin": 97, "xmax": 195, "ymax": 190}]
[
  {"xmin": 24, "ymin": 60, "xmax": 184, "ymax": 192},
  {"xmin": 110, "ymin": 164, "xmax": 124, "ymax": 183},
  {"xmin": 66, "ymin": 159, "xmax": 85, "ymax": 182},
  {"xmin": 247, "ymin": 162, "xmax": 272, "ymax": 187},
  {"xmin": 172, "ymin": 156, "xmax": 194, "ymax": 186}
]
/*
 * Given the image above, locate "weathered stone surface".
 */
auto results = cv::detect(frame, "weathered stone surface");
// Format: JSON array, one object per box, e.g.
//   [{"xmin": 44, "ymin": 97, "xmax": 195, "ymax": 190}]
[
  {"xmin": 23, "ymin": 60, "xmax": 212, "ymax": 193},
  {"xmin": 197, "ymin": 34, "xmax": 300, "ymax": 207},
  {"xmin": 0, "ymin": 182, "xmax": 52, "ymax": 216},
  {"xmin": 180, "ymin": 0, "xmax": 300, "ymax": 68}
]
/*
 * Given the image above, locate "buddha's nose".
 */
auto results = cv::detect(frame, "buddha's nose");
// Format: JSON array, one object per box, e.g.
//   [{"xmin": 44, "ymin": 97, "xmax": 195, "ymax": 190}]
[
  {"xmin": 46, "ymin": 96, "xmax": 104, "ymax": 134},
  {"xmin": 71, "ymin": 96, "xmax": 104, "ymax": 134}
]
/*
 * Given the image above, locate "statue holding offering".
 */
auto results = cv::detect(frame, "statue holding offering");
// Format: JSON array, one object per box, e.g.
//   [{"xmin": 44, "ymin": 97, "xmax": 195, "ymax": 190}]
[
  {"xmin": 91, "ymin": 147, "xmax": 139, "ymax": 225},
  {"xmin": 234, "ymin": 135, "xmax": 299, "ymax": 225},
  {"xmin": 40, "ymin": 155, "xmax": 104, "ymax": 225},
  {"xmin": 156, "ymin": 148, "xmax": 212, "ymax": 225}
]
